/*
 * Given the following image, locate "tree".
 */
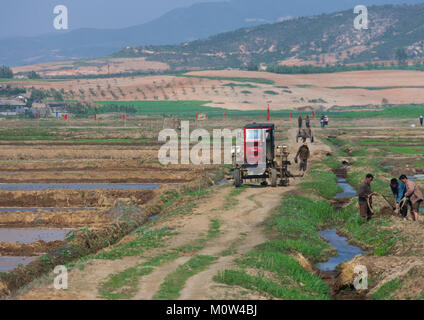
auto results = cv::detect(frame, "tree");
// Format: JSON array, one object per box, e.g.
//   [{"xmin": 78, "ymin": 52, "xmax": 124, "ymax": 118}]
[
  {"xmin": 53, "ymin": 90, "xmax": 64, "ymax": 101},
  {"xmin": 29, "ymin": 88, "xmax": 48, "ymax": 102},
  {"xmin": 395, "ymin": 48, "xmax": 408, "ymax": 65},
  {"xmin": 27, "ymin": 71, "xmax": 41, "ymax": 79},
  {"xmin": 0, "ymin": 65, "xmax": 13, "ymax": 78},
  {"xmin": 246, "ymin": 62, "xmax": 259, "ymax": 71}
]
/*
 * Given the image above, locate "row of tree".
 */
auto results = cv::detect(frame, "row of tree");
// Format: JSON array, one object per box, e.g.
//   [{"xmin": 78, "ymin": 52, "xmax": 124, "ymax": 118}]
[
  {"xmin": 0, "ymin": 84, "xmax": 26, "ymax": 96},
  {"xmin": 0, "ymin": 66, "xmax": 41, "ymax": 80},
  {"xmin": 267, "ymin": 61, "xmax": 424, "ymax": 75},
  {"xmin": 0, "ymin": 65, "xmax": 13, "ymax": 78}
]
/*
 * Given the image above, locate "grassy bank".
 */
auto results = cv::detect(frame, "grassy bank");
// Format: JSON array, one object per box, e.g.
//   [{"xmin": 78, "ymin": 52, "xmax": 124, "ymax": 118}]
[{"xmin": 301, "ymin": 169, "xmax": 342, "ymax": 199}]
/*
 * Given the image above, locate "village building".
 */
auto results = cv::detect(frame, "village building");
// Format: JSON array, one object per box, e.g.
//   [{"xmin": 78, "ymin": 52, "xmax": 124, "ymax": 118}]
[
  {"xmin": 0, "ymin": 98, "xmax": 27, "ymax": 116},
  {"xmin": 31, "ymin": 102, "xmax": 52, "ymax": 117}
]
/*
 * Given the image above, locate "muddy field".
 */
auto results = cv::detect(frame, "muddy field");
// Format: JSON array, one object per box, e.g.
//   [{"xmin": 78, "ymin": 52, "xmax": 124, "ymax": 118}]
[
  {"xmin": 1, "ymin": 111, "xmax": 424, "ymax": 300},
  {"xmin": 0, "ymin": 119, "xmax": 222, "ymax": 273}
]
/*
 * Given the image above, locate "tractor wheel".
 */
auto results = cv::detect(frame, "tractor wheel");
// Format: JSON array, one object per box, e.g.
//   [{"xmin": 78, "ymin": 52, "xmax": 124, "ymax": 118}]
[
  {"xmin": 270, "ymin": 168, "xmax": 277, "ymax": 187},
  {"xmin": 234, "ymin": 168, "xmax": 243, "ymax": 187}
]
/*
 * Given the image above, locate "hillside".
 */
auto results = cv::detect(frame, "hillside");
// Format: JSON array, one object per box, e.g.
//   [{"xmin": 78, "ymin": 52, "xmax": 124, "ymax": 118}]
[
  {"xmin": 114, "ymin": 4, "xmax": 424, "ymax": 70},
  {"xmin": 3, "ymin": 1, "xmax": 424, "ymax": 67},
  {"xmin": 0, "ymin": 2, "xmax": 261, "ymax": 67}
]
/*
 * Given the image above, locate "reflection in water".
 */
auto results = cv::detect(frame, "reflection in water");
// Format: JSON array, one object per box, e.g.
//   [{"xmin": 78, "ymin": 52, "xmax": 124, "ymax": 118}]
[
  {"xmin": 0, "ymin": 183, "xmax": 161, "ymax": 191},
  {"xmin": 316, "ymin": 229, "xmax": 364, "ymax": 272},
  {"xmin": 0, "ymin": 256, "xmax": 36, "ymax": 272},
  {"xmin": 0, "ymin": 228, "xmax": 71, "ymax": 244},
  {"xmin": 0, "ymin": 207, "xmax": 97, "ymax": 212},
  {"xmin": 334, "ymin": 179, "xmax": 357, "ymax": 199}
]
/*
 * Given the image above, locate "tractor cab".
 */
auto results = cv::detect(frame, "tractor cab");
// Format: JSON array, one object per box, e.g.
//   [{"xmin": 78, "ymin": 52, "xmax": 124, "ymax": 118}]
[
  {"xmin": 232, "ymin": 123, "xmax": 293, "ymax": 188},
  {"xmin": 243, "ymin": 123, "xmax": 275, "ymax": 165}
]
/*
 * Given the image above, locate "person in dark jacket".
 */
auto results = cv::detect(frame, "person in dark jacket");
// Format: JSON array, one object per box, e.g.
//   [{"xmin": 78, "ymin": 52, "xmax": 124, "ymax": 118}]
[
  {"xmin": 390, "ymin": 178, "xmax": 407, "ymax": 219},
  {"xmin": 358, "ymin": 174, "xmax": 377, "ymax": 221},
  {"xmin": 305, "ymin": 115, "xmax": 310, "ymax": 128},
  {"xmin": 298, "ymin": 115, "xmax": 303, "ymax": 129},
  {"xmin": 295, "ymin": 142, "xmax": 310, "ymax": 172}
]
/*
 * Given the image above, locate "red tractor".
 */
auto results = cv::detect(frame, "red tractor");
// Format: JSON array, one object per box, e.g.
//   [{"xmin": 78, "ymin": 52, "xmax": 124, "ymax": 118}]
[{"xmin": 232, "ymin": 123, "xmax": 293, "ymax": 187}]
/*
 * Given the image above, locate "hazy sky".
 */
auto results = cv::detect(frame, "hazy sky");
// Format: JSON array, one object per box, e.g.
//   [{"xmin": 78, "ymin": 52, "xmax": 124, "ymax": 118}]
[
  {"xmin": 1, "ymin": 0, "xmax": 423, "ymax": 39},
  {"xmin": 0, "ymin": 0, "xmax": 217, "ymax": 38}
]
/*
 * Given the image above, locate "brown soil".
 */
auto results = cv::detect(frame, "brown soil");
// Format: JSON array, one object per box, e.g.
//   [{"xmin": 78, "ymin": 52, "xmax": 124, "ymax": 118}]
[
  {"xmin": 0, "ymin": 240, "xmax": 63, "ymax": 256},
  {"xmin": 13, "ymin": 125, "xmax": 331, "ymax": 300},
  {"xmin": 0, "ymin": 189, "xmax": 154, "ymax": 208},
  {"xmin": 335, "ymin": 255, "xmax": 424, "ymax": 299},
  {"xmin": 0, "ymin": 209, "xmax": 111, "ymax": 228},
  {"xmin": 5, "ymin": 69, "xmax": 424, "ymax": 111},
  {"xmin": 12, "ymin": 57, "xmax": 169, "ymax": 77},
  {"xmin": 6, "ymin": 117, "xmax": 424, "ymax": 301}
]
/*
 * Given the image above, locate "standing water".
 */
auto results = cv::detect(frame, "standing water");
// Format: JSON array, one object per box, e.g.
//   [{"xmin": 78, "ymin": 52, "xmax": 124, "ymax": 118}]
[
  {"xmin": 0, "ymin": 228, "xmax": 71, "ymax": 244},
  {"xmin": 0, "ymin": 228, "xmax": 72, "ymax": 272},
  {"xmin": 317, "ymin": 165, "xmax": 363, "ymax": 272},
  {"xmin": 0, "ymin": 183, "xmax": 160, "ymax": 191},
  {"xmin": 334, "ymin": 178, "xmax": 357, "ymax": 199},
  {"xmin": 316, "ymin": 230, "xmax": 364, "ymax": 271},
  {"xmin": 0, "ymin": 257, "xmax": 36, "ymax": 272}
]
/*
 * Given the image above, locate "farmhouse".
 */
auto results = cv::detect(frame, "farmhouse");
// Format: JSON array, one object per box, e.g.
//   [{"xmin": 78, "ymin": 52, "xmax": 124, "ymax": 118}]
[
  {"xmin": 46, "ymin": 102, "xmax": 69, "ymax": 118},
  {"xmin": 31, "ymin": 102, "xmax": 52, "ymax": 117},
  {"xmin": 0, "ymin": 98, "xmax": 27, "ymax": 116}
]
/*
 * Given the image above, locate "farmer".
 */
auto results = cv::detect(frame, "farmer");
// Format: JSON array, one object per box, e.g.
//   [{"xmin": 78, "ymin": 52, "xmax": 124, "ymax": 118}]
[
  {"xmin": 296, "ymin": 129, "xmax": 307, "ymax": 143},
  {"xmin": 390, "ymin": 178, "xmax": 408, "ymax": 220},
  {"xmin": 295, "ymin": 142, "xmax": 310, "ymax": 173},
  {"xmin": 298, "ymin": 115, "xmax": 303, "ymax": 129},
  {"xmin": 400, "ymin": 175, "xmax": 424, "ymax": 222},
  {"xmin": 320, "ymin": 115, "xmax": 325, "ymax": 128},
  {"xmin": 420, "ymin": 115, "xmax": 423, "ymax": 127},
  {"xmin": 305, "ymin": 115, "xmax": 311, "ymax": 128},
  {"xmin": 358, "ymin": 174, "xmax": 377, "ymax": 221}
]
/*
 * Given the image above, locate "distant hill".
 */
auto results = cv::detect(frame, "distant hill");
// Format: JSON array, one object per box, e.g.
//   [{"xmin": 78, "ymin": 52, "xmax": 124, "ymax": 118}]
[
  {"xmin": 0, "ymin": 1, "xmax": 261, "ymax": 67},
  {"xmin": 114, "ymin": 4, "xmax": 424, "ymax": 70},
  {"xmin": 3, "ymin": 0, "xmax": 424, "ymax": 67}
]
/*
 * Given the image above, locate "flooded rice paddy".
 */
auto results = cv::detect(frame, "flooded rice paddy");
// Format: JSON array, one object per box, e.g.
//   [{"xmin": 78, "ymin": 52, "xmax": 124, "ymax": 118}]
[{"xmin": 0, "ymin": 183, "xmax": 161, "ymax": 191}]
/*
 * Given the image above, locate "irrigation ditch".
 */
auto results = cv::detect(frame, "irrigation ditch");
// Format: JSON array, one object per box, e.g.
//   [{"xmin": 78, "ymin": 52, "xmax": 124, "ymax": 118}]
[{"xmin": 314, "ymin": 163, "xmax": 368, "ymax": 300}]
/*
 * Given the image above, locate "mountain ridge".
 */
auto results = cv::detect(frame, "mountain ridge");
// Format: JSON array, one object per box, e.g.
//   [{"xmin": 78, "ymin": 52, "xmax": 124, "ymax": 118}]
[{"xmin": 113, "ymin": 3, "xmax": 424, "ymax": 70}]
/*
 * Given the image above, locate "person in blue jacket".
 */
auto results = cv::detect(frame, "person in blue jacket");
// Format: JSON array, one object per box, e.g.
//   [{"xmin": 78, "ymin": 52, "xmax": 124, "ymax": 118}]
[{"xmin": 390, "ymin": 178, "xmax": 407, "ymax": 219}]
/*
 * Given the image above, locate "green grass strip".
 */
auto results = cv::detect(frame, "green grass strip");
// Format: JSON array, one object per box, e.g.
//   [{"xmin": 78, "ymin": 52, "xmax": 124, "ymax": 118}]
[
  {"xmin": 301, "ymin": 169, "xmax": 343, "ymax": 199},
  {"xmin": 214, "ymin": 269, "xmax": 328, "ymax": 300},
  {"xmin": 99, "ymin": 266, "xmax": 154, "ymax": 299},
  {"xmin": 154, "ymin": 255, "xmax": 217, "ymax": 300},
  {"xmin": 372, "ymin": 278, "xmax": 403, "ymax": 300}
]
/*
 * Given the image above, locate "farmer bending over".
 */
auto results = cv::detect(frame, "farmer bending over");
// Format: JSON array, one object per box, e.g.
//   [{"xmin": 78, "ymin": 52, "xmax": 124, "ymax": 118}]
[
  {"xmin": 390, "ymin": 178, "xmax": 407, "ymax": 220},
  {"xmin": 400, "ymin": 175, "xmax": 423, "ymax": 222}
]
